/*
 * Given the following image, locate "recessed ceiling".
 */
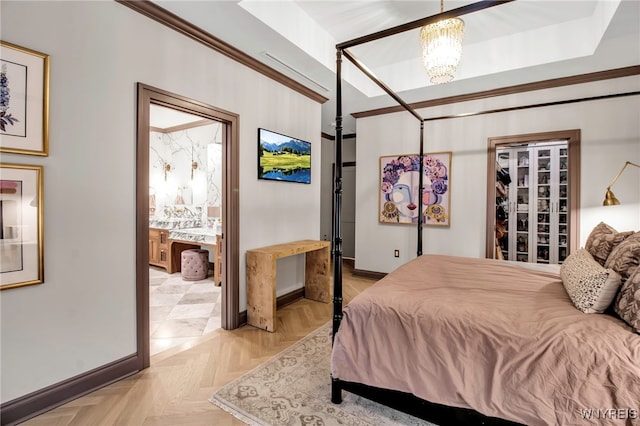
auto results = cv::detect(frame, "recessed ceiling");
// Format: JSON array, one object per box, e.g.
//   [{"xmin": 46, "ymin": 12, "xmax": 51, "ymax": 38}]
[{"xmin": 152, "ymin": 0, "xmax": 640, "ymax": 134}]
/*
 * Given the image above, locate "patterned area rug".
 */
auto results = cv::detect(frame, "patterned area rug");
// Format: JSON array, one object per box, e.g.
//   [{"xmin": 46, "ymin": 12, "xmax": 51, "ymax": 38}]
[{"xmin": 209, "ymin": 324, "xmax": 436, "ymax": 425}]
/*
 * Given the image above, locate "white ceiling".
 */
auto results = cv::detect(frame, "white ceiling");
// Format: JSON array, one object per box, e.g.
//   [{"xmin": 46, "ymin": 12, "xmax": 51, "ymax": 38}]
[
  {"xmin": 152, "ymin": 0, "xmax": 640, "ymax": 134},
  {"xmin": 149, "ymin": 104, "xmax": 204, "ymax": 129}
]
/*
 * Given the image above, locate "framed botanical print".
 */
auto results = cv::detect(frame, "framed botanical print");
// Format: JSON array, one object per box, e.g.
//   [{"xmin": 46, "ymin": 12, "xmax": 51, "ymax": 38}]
[
  {"xmin": 0, "ymin": 163, "xmax": 44, "ymax": 290},
  {"xmin": 379, "ymin": 152, "xmax": 451, "ymax": 226},
  {"xmin": 0, "ymin": 41, "xmax": 50, "ymax": 156}
]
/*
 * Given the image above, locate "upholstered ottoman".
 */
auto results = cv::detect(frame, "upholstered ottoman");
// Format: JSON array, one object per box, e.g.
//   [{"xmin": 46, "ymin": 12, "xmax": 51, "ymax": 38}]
[{"xmin": 181, "ymin": 249, "xmax": 209, "ymax": 281}]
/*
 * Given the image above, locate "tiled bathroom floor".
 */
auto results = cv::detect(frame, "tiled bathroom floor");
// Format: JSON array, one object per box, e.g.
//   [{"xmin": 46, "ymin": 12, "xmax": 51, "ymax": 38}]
[{"xmin": 149, "ymin": 266, "xmax": 221, "ymax": 356}]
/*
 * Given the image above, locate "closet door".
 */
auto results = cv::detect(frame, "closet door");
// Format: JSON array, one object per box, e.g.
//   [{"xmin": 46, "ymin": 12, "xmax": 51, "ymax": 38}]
[
  {"xmin": 487, "ymin": 129, "xmax": 580, "ymax": 263},
  {"xmin": 532, "ymin": 146, "xmax": 552, "ymax": 263},
  {"xmin": 496, "ymin": 149, "xmax": 514, "ymax": 260},
  {"xmin": 496, "ymin": 147, "xmax": 533, "ymax": 262},
  {"xmin": 553, "ymin": 145, "xmax": 569, "ymax": 263},
  {"xmin": 532, "ymin": 143, "xmax": 569, "ymax": 264},
  {"xmin": 513, "ymin": 148, "xmax": 533, "ymax": 262}
]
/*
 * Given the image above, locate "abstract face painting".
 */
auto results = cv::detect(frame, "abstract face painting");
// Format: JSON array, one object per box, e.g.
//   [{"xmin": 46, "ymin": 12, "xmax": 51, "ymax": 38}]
[{"xmin": 379, "ymin": 152, "xmax": 451, "ymax": 226}]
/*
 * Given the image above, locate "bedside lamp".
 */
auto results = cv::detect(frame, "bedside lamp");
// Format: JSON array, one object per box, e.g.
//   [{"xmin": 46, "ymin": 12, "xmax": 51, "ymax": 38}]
[{"xmin": 602, "ymin": 161, "xmax": 640, "ymax": 206}]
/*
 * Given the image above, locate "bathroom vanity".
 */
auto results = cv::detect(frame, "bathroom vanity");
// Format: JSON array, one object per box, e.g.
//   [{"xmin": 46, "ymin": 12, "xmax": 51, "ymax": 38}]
[{"xmin": 149, "ymin": 219, "xmax": 222, "ymax": 285}]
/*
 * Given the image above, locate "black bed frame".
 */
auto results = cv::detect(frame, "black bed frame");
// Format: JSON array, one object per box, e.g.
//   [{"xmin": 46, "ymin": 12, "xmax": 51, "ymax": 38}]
[
  {"xmin": 332, "ymin": 379, "xmax": 524, "ymax": 426},
  {"xmin": 330, "ymin": 2, "xmax": 524, "ymax": 425}
]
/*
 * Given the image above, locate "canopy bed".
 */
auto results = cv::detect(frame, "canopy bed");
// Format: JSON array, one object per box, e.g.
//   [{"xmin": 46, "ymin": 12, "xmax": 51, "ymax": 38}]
[{"xmin": 328, "ymin": 2, "xmax": 640, "ymax": 425}]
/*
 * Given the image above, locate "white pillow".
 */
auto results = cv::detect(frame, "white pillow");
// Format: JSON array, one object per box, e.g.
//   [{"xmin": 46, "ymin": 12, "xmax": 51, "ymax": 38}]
[{"xmin": 560, "ymin": 248, "xmax": 622, "ymax": 313}]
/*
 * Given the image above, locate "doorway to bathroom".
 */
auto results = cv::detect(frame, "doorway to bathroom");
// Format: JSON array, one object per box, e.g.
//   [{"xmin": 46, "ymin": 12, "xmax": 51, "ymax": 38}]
[
  {"xmin": 148, "ymin": 104, "xmax": 223, "ymax": 356},
  {"xmin": 136, "ymin": 83, "xmax": 240, "ymax": 369}
]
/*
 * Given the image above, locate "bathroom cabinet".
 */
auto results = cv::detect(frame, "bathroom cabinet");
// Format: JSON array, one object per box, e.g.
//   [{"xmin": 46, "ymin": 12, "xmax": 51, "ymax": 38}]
[{"xmin": 149, "ymin": 228, "xmax": 170, "ymax": 269}]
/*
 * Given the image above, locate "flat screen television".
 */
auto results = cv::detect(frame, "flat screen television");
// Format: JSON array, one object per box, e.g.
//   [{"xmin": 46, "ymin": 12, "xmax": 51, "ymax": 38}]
[{"xmin": 258, "ymin": 128, "xmax": 311, "ymax": 184}]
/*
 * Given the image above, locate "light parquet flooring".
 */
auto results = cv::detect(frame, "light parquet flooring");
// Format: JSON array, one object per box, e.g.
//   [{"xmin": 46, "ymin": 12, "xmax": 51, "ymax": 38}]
[{"xmin": 21, "ymin": 262, "xmax": 377, "ymax": 426}]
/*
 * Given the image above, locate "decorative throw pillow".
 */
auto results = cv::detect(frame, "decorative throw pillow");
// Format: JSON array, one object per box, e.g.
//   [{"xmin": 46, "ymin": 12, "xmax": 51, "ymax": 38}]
[
  {"xmin": 614, "ymin": 267, "xmax": 640, "ymax": 333},
  {"xmin": 560, "ymin": 248, "xmax": 622, "ymax": 313},
  {"xmin": 604, "ymin": 231, "xmax": 640, "ymax": 281},
  {"xmin": 584, "ymin": 222, "xmax": 633, "ymax": 266}
]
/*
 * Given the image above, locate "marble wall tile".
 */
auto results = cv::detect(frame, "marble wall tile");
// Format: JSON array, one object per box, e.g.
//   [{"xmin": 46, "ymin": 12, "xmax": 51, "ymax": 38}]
[{"xmin": 150, "ymin": 123, "xmax": 223, "ymax": 224}]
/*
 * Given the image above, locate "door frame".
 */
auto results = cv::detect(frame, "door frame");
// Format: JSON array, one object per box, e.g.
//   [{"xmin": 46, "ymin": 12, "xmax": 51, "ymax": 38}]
[
  {"xmin": 336, "ymin": 162, "xmax": 356, "ymax": 259},
  {"xmin": 136, "ymin": 83, "xmax": 240, "ymax": 369},
  {"xmin": 485, "ymin": 129, "xmax": 581, "ymax": 260}
]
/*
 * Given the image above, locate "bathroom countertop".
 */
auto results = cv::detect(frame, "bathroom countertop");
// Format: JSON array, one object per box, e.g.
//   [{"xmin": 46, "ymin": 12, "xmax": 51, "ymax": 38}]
[
  {"xmin": 149, "ymin": 218, "xmax": 202, "ymax": 230},
  {"xmin": 169, "ymin": 227, "xmax": 220, "ymax": 244}
]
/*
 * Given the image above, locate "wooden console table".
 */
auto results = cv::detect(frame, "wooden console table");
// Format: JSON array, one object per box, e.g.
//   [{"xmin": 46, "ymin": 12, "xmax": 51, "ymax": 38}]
[{"xmin": 246, "ymin": 240, "xmax": 331, "ymax": 332}]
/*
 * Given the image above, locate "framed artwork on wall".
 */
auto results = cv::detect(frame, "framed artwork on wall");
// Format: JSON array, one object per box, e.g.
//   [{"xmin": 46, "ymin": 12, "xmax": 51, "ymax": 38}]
[
  {"xmin": 0, "ymin": 163, "xmax": 44, "ymax": 290},
  {"xmin": 379, "ymin": 152, "xmax": 451, "ymax": 226},
  {"xmin": 0, "ymin": 41, "xmax": 50, "ymax": 156}
]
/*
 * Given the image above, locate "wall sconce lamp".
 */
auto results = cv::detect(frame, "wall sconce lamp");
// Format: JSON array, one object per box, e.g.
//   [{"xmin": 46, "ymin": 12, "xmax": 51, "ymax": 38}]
[
  {"xmin": 191, "ymin": 161, "xmax": 198, "ymax": 180},
  {"xmin": 190, "ymin": 144, "xmax": 198, "ymax": 180},
  {"xmin": 164, "ymin": 163, "xmax": 171, "ymax": 181},
  {"xmin": 602, "ymin": 161, "xmax": 640, "ymax": 206}
]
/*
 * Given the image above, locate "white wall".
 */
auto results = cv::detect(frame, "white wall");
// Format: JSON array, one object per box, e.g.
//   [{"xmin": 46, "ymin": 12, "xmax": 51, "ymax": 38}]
[
  {"xmin": 355, "ymin": 76, "xmax": 640, "ymax": 273},
  {"xmin": 0, "ymin": 1, "xmax": 322, "ymax": 403}
]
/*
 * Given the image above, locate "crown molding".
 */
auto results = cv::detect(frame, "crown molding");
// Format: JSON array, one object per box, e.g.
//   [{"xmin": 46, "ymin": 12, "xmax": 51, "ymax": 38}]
[
  {"xmin": 116, "ymin": 0, "xmax": 328, "ymax": 104},
  {"xmin": 353, "ymin": 65, "xmax": 640, "ymax": 119}
]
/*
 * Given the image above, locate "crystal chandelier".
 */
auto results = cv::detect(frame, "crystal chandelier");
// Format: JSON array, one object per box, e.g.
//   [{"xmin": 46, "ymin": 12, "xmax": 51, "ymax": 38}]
[{"xmin": 419, "ymin": 0, "xmax": 465, "ymax": 85}]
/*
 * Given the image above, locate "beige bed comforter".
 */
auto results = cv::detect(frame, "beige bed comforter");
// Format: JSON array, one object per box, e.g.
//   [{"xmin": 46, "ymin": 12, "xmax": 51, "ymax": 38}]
[{"xmin": 331, "ymin": 255, "xmax": 640, "ymax": 426}]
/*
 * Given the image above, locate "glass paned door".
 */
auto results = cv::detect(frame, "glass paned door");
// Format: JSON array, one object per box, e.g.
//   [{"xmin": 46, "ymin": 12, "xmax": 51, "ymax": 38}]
[
  {"xmin": 515, "ymin": 149, "xmax": 531, "ymax": 262},
  {"xmin": 496, "ymin": 141, "xmax": 569, "ymax": 264}
]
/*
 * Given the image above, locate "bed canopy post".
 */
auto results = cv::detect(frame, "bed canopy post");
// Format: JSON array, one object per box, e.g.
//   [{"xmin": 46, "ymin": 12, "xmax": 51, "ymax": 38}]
[
  {"xmin": 417, "ymin": 120, "xmax": 425, "ymax": 256},
  {"xmin": 331, "ymin": 47, "xmax": 345, "ymax": 405},
  {"xmin": 332, "ymin": 48, "xmax": 344, "ymax": 345}
]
